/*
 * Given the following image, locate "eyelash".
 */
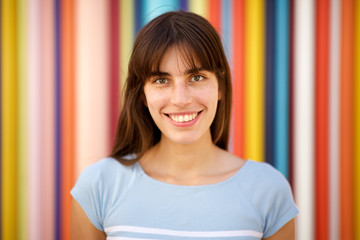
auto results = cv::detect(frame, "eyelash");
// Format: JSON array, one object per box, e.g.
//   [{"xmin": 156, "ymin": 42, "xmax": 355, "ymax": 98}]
[
  {"xmin": 190, "ymin": 75, "xmax": 204, "ymax": 82},
  {"xmin": 154, "ymin": 78, "xmax": 168, "ymax": 84},
  {"xmin": 153, "ymin": 75, "xmax": 205, "ymax": 84}
]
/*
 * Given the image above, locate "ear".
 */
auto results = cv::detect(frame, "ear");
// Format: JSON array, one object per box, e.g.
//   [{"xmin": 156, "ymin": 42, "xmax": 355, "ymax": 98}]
[{"xmin": 218, "ymin": 90, "xmax": 222, "ymax": 101}]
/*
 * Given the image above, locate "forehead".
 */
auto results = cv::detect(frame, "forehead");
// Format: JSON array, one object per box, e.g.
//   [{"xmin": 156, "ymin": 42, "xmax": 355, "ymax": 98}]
[
  {"xmin": 158, "ymin": 47, "xmax": 200, "ymax": 73},
  {"xmin": 151, "ymin": 44, "xmax": 204, "ymax": 74}
]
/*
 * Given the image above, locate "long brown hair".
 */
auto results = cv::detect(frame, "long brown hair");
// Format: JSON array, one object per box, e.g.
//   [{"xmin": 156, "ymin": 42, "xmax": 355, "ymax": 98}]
[{"xmin": 110, "ymin": 11, "xmax": 232, "ymax": 165}]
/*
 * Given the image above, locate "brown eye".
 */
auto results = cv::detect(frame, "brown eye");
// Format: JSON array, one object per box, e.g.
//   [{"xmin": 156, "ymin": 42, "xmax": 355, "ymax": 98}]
[
  {"xmin": 190, "ymin": 75, "xmax": 204, "ymax": 82},
  {"xmin": 154, "ymin": 78, "xmax": 168, "ymax": 84}
]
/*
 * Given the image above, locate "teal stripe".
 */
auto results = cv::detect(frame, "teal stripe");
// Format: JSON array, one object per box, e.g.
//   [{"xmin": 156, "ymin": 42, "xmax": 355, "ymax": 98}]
[
  {"xmin": 221, "ymin": 0, "xmax": 233, "ymax": 151},
  {"xmin": 274, "ymin": 0, "xmax": 289, "ymax": 178},
  {"xmin": 221, "ymin": 0, "xmax": 233, "ymax": 62},
  {"xmin": 141, "ymin": 0, "xmax": 180, "ymax": 26}
]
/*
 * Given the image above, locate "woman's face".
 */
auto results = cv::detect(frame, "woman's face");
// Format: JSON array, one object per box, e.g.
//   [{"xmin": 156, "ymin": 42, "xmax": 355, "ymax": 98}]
[{"xmin": 143, "ymin": 47, "xmax": 221, "ymax": 145}]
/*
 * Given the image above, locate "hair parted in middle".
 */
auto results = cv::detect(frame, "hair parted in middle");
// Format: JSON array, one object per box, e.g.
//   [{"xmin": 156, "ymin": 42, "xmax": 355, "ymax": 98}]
[{"xmin": 110, "ymin": 11, "xmax": 232, "ymax": 165}]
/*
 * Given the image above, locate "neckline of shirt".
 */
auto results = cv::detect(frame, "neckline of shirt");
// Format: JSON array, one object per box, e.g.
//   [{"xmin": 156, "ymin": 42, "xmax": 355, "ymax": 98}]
[{"xmin": 135, "ymin": 159, "xmax": 252, "ymax": 189}]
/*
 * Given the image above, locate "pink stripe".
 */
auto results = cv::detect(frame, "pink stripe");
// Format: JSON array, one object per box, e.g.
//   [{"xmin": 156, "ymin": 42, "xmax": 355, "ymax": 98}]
[
  {"xmin": 75, "ymin": 0, "xmax": 110, "ymax": 176},
  {"xmin": 40, "ymin": 0, "xmax": 55, "ymax": 238},
  {"xmin": 27, "ymin": 0, "xmax": 43, "ymax": 239},
  {"xmin": 109, "ymin": 0, "xmax": 120, "ymax": 149}
]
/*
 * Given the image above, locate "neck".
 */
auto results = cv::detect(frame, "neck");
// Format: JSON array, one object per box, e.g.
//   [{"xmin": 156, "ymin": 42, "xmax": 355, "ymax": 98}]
[{"xmin": 142, "ymin": 130, "xmax": 220, "ymax": 175}]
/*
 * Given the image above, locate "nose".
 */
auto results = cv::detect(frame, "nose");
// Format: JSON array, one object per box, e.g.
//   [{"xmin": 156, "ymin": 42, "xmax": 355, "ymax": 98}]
[{"xmin": 170, "ymin": 81, "xmax": 192, "ymax": 107}]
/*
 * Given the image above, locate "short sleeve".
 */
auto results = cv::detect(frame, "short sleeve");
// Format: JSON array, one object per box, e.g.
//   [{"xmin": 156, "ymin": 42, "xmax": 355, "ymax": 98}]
[
  {"xmin": 260, "ymin": 165, "xmax": 298, "ymax": 238},
  {"xmin": 71, "ymin": 161, "xmax": 105, "ymax": 231}
]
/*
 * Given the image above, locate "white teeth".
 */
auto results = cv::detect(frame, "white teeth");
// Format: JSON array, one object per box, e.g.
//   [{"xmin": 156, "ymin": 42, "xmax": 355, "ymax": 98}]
[{"xmin": 169, "ymin": 113, "xmax": 198, "ymax": 123}]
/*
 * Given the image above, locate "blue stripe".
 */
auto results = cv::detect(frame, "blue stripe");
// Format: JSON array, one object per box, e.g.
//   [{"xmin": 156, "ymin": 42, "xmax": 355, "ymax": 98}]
[
  {"xmin": 142, "ymin": 0, "xmax": 180, "ymax": 26},
  {"xmin": 221, "ymin": 0, "xmax": 233, "ymax": 62},
  {"xmin": 179, "ymin": 0, "xmax": 188, "ymax": 11},
  {"xmin": 135, "ymin": 0, "xmax": 143, "ymax": 35},
  {"xmin": 221, "ymin": 0, "xmax": 233, "ymax": 151},
  {"xmin": 274, "ymin": 0, "xmax": 289, "ymax": 178},
  {"xmin": 55, "ymin": 0, "xmax": 62, "ymax": 239},
  {"xmin": 265, "ymin": 0, "xmax": 276, "ymax": 167}
]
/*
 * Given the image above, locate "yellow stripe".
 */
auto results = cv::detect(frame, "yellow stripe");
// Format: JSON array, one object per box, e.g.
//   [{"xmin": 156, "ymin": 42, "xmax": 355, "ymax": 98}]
[
  {"xmin": 17, "ymin": 0, "xmax": 27, "ymax": 239},
  {"xmin": 120, "ymin": 0, "xmax": 134, "ymax": 106},
  {"xmin": 245, "ymin": 0, "xmax": 264, "ymax": 162},
  {"xmin": 188, "ymin": 0, "xmax": 208, "ymax": 19},
  {"xmin": 1, "ymin": 0, "xmax": 18, "ymax": 239},
  {"xmin": 354, "ymin": 0, "xmax": 360, "ymax": 239}
]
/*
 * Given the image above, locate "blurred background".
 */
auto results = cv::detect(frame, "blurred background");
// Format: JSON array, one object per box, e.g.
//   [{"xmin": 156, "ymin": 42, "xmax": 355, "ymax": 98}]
[{"xmin": 1, "ymin": 0, "xmax": 359, "ymax": 239}]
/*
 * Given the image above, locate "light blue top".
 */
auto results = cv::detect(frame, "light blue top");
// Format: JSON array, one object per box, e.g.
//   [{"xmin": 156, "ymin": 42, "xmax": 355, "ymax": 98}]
[{"xmin": 71, "ymin": 158, "xmax": 298, "ymax": 239}]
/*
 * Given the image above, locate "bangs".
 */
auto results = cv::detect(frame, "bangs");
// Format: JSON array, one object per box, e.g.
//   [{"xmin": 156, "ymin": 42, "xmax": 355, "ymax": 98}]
[
  {"xmin": 131, "ymin": 11, "xmax": 227, "ymax": 82},
  {"xmin": 149, "ymin": 42, "xmax": 216, "ymax": 76}
]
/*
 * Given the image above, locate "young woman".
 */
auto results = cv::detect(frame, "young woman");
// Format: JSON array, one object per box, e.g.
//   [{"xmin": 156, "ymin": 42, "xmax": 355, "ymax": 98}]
[{"xmin": 71, "ymin": 11, "xmax": 298, "ymax": 240}]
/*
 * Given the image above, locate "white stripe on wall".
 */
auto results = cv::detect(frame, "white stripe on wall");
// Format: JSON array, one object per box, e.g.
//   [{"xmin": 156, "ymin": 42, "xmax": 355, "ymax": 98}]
[
  {"xmin": 293, "ymin": 0, "xmax": 315, "ymax": 239},
  {"xmin": 105, "ymin": 226, "xmax": 263, "ymax": 238},
  {"xmin": 329, "ymin": 0, "xmax": 340, "ymax": 239}
]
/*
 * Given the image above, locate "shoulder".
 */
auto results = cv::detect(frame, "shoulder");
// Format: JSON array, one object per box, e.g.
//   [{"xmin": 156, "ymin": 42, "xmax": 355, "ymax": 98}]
[
  {"xmin": 234, "ymin": 160, "xmax": 296, "ymax": 207},
  {"xmin": 235, "ymin": 160, "xmax": 289, "ymax": 190},
  {"xmin": 233, "ymin": 160, "xmax": 298, "ymax": 238},
  {"xmin": 77, "ymin": 157, "xmax": 138, "ymax": 183},
  {"xmin": 70, "ymin": 157, "xmax": 140, "ymax": 231},
  {"xmin": 71, "ymin": 157, "xmax": 139, "ymax": 202}
]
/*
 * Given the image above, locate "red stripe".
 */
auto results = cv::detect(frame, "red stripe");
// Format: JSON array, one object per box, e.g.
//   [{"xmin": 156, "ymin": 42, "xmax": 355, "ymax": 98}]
[
  {"xmin": 315, "ymin": 0, "xmax": 330, "ymax": 239},
  {"xmin": 61, "ymin": 0, "xmax": 75, "ymax": 239},
  {"xmin": 232, "ymin": 0, "xmax": 245, "ymax": 158},
  {"xmin": 340, "ymin": 0, "xmax": 355, "ymax": 239},
  {"xmin": 109, "ymin": 0, "xmax": 120, "ymax": 149},
  {"xmin": 209, "ymin": 0, "xmax": 220, "ymax": 33}
]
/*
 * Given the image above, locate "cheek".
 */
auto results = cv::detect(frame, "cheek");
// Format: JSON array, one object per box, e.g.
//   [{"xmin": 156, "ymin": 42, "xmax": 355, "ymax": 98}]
[
  {"xmin": 195, "ymin": 85, "xmax": 220, "ymax": 106},
  {"xmin": 144, "ymin": 89, "xmax": 167, "ymax": 112}
]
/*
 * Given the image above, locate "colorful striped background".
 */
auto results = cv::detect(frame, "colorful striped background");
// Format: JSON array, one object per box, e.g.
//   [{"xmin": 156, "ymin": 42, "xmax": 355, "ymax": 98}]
[{"xmin": 1, "ymin": 0, "xmax": 359, "ymax": 239}]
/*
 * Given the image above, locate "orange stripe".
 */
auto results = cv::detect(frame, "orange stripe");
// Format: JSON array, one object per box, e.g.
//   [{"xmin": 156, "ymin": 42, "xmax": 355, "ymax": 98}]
[
  {"xmin": 355, "ymin": 0, "xmax": 360, "ymax": 239},
  {"xmin": 61, "ymin": 0, "xmax": 75, "ymax": 239},
  {"xmin": 340, "ymin": 0, "xmax": 355, "ymax": 239},
  {"xmin": 208, "ymin": 0, "xmax": 220, "ymax": 33},
  {"xmin": 315, "ymin": 0, "xmax": 330, "ymax": 239},
  {"xmin": 232, "ymin": 0, "xmax": 245, "ymax": 158}
]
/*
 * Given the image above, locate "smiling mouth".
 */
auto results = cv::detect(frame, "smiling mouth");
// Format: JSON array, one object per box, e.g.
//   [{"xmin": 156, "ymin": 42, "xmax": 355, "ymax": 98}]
[{"xmin": 165, "ymin": 111, "xmax": 202, "ymax": 123}]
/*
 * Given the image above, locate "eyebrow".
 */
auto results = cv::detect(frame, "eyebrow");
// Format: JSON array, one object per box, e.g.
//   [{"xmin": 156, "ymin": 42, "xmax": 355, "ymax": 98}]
[{"xmin": 149, "ymin": 67, "xmax": 207, "ymax": 77}]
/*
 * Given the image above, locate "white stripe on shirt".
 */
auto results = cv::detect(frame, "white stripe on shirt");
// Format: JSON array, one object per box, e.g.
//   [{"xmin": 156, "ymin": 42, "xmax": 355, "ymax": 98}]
[
  {"xmin": 107, "ymin": 237, "xmax": 160, "ymax": 240},
  {"xmin": 105, "ymin": 225, "xmax": 263, "ymax": 238}
]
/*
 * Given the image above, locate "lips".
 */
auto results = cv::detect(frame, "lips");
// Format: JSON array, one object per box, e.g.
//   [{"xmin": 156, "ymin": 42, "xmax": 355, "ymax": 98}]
[
  {"xmin": 169, "ymin": 112, "xmax": 198, "ymax": 123},
  {"xmin": 165, "ymin": 111, "xmax": 202, "ymax": 125}
]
